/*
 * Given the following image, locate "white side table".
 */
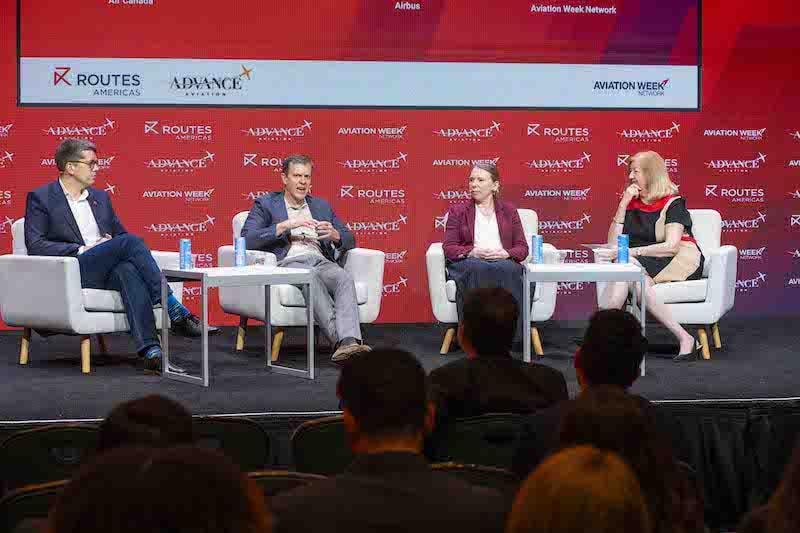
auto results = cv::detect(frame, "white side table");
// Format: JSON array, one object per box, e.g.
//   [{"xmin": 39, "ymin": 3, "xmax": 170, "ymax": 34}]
[
  {"xmin": 523, "ymin": 262, "xmax": 647, "ymax": 374},
  {"xmin": 161, "ymin": 265, "xmax": 314, "ymax": 387}
]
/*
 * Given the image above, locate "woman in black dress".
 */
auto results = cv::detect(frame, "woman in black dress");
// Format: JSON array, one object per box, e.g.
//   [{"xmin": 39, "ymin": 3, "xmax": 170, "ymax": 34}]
[{"xmin": 599, "ymin": 151, "xmax": 704, "ymax": 361}]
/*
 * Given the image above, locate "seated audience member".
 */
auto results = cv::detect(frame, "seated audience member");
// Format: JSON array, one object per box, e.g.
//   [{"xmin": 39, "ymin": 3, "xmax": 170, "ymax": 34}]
[
  {"xmin": 739, "ymin": 437, "xmax": 800, "ymax": 533},
  {"xmin": 558, "ymin": 386, "xmax": 703, "ymax": 533},
  {"xmin": 271, "ymin": 348, "xmax": 507, "ymax": 533},
  {"xmin": 507, "ymin": 445, "xmax": 652, "ymax": 533},
  {"xmin": 429, "ymin": 287, "xmax": 567, "ymax": 422},
  {"xmin": 48, "ymin": 445, "xmax": 272, "ymax": 533},
  {"xmin": 96, "ymin": 394, "xmax": 194, "ymax": 453},
  {"xmin": 512, "ymin": 308, "xmax": 647, "ymax": 477}
]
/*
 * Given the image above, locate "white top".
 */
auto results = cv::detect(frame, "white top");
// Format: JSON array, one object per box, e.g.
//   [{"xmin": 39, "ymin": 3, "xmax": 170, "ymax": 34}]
[
  {"xmin": 473, "ymin": 210, "xmax": 503, "ymax": 250},
  {"xmin": 59, "ymin": 179, "xmax": 102, "ymax": 253},
  {"xmin": 284, "ymin": 196, "xmax": 323, "ymax": 259}
]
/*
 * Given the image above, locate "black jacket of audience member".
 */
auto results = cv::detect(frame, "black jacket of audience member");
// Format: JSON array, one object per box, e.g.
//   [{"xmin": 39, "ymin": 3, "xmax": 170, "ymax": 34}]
[
  {"xmin": 429, "ymin": 351, "xmax": 568, "ymax": 422},
  {"xmin": 271, "ymin": 451, "xmax": 507, "ymax": 533}
]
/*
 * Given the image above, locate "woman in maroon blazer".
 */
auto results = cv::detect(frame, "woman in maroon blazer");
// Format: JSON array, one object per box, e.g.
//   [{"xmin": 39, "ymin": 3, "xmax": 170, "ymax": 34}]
[{"xmin": 443, "ymin": 162, "xmax": 529, "ymax": 344}]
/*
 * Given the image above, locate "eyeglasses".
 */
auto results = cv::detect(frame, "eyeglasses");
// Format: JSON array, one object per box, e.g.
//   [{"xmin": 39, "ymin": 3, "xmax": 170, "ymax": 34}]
[{"xmin": 69, "ymin": 160, "xmax": 100, "ymax": 170}]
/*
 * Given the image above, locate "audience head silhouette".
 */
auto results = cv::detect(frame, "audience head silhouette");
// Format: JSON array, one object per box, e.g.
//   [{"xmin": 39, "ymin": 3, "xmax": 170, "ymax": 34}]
[
  {"xmin": 336, "ymin": 348, "xmax": 432, "ymax": 453},
  {"xmin": 458, "ymin": 287, "xmax": 518, "ymax": 357},
  {"xmin": 96, "ymin": 394, "xmax": 194, "ymax": 453},
  {"xmin": 507, "ymin": 445, "xmax": 652, "ymax": 533},
  {"xmin": 576, "ymin": 309, "xmax": 647, "ymax": 389},
  {"xmin": 48, "ymin": 445, "xmax": 272, "ymax": 533}
]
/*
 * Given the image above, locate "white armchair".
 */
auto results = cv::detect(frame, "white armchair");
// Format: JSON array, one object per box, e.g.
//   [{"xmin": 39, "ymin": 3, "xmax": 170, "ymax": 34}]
[
  {"xmin": 426, "ymin": 209, "xmax": 561, "ymax": 356},
  {"xmin": 218, "ymin": 211, "xmax": 385, "ymax": 361},
  {"xmin": 595, "ymin": 209, "xmax": 736, "ymax": 359},
  {"xmin": 0, "ymin": 219, "xmax": 183, "ymax": 373}
]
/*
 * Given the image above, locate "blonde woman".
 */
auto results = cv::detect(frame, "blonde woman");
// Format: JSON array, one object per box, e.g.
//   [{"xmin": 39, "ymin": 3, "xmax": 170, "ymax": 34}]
[{"xmin": 600, "ymin": 151, "xmax": 704, "ymax": 361}]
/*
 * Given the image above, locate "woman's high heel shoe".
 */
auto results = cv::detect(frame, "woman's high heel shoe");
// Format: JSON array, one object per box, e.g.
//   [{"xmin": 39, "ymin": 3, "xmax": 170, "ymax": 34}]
[{"xmin": 673, "ymin": 338, "xmax": 702, "ymax": 362}]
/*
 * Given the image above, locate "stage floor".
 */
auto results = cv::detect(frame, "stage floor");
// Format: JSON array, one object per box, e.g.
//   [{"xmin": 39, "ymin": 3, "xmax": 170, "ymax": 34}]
[{"xmin": 0, "ymin": 318, "xmax": 796, "ymax": 422}]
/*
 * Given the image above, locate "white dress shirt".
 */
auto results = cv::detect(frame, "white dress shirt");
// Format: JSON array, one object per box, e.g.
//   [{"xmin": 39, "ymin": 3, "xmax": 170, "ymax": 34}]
[
  {"xmin": 473, "ymin": 210, "xmax": 503, "ymax": 250},
  {"xmin": 284, "ymin": 196, "xmax": 323, "ymax": 259},
  {"xmin": 59, "ymin": 179, "xmax": 102, "ymax": 254}
]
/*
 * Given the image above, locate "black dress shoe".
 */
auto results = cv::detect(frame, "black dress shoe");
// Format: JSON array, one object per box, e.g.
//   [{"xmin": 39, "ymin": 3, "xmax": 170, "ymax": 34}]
[
  {"xmin": 673, "ymin": 339, "xmax": 702, "ymax": 362},
  {"xmin": 171, "ymin": 314, "xmax": 219, "ymax": 337},
  {"xmin": 142, "ymin": 355, "xmax": 186, "ymax": 374}
]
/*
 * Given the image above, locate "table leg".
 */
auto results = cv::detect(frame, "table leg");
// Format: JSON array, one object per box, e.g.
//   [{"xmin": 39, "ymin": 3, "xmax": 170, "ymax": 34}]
[
  {"xmin": 265, "ymin": 284, "xmax": 272, "ymax": 368},
  {"xmin": 161, "ymin": 276, "xmax": 169, "ymax": 375},
  {"xmin": 201, "ymin": 279, "xmax": 209, "ymax": 387},
  {"xmin": 640, "ymin": 271, "xmax": 646, "ymax": 377},
  {"xmin": 307, "ymin": 278, "xmax": 314, "ymax": 380},
  {"xmin": 523, "ymin": 268, "xmax": 531, "ymax": 363}
]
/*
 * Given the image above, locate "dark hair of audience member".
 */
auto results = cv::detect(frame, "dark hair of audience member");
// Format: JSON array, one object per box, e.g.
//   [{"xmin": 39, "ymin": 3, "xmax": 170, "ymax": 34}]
[
  {"xmin": 96, "ymin": 394, "xmax": 194, "ymax": 453},
  {"xmin": 558, "ymin": 386, "xmax": 685, "ymax": 533},
  {"xmin": 507, "ymin": 445, "xmax": 652, "ymax": 533},
  {"xmin": 336, "ymin": 348, "xmax": 428, "ymax": 438},
  {"xmin": 461, "ymin": 287, "xmax": 518, "ymax": 355},
  {"xmin": 577, "ymin": 309, "xmax": 647, "ymax": 388},
  {"xmin": 47, "ymin": 445, "xmax": 272, "ymax": 533}
]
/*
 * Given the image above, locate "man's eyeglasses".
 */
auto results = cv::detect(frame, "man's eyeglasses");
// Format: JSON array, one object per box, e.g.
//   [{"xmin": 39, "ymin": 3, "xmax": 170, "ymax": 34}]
[{"xmin": 69, "ymin": 160, "xmax": 100, "ymax": 170}]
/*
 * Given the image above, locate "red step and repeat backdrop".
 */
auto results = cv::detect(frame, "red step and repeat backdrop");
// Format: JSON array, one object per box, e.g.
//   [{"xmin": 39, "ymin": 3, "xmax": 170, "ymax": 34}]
[{"xmin": 0, "ymin": 0, "xmax": 798, "ymax": 326}]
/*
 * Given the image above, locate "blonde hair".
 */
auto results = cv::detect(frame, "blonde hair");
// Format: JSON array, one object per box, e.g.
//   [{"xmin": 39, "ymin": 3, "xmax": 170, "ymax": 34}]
[
  {"xmin": 507, "ymin": 445, "xmax": 652, "ymax": 533},
  {"xmin": 628, "ymin": 151, "xmax": 678, "ymax": 201}
]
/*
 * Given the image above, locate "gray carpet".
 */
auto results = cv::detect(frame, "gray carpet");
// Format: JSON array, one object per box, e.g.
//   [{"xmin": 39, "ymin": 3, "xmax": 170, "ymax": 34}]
[{"xmin": 0, "ymin": 318, "xmax": 796, "ymax": 421}]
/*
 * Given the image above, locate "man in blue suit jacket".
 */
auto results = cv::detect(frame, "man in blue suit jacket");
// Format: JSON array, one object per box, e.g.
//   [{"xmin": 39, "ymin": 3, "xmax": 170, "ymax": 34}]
[
  {"xmin": 24, "ymin": 138, "xmax": 212, "ymax": 373},
  {"xmin": 241, "ymin": 154, "xmax": 370, "ymax": 361}
]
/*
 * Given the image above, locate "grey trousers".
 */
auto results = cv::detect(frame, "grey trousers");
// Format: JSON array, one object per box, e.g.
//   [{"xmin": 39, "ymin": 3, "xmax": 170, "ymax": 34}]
[{"xmin": 278, "ymin": 253, "xmax": 362, "ymax": 345}]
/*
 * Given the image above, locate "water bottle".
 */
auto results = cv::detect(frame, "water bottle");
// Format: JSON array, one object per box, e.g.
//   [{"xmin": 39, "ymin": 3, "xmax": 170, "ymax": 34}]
[
  {"xmin": 617, "ymin": 234, "xmax": 629, "ymax": 263},
  {"xmin": 234, "ymin": 237, "xmax": 247, "ymax": 267},
  {"xmin": 179, "ymin": 239, "xmax": 192, "ymax": 269},
  {"xmin": 532, "ymin": 234, "xmax": 544, "ymax": 264}
]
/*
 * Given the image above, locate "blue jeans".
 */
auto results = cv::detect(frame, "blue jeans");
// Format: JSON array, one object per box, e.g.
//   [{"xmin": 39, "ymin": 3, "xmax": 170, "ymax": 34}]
[{"xmin": 77, "ymin": 234, "xmax": 164, "ymax": 353}]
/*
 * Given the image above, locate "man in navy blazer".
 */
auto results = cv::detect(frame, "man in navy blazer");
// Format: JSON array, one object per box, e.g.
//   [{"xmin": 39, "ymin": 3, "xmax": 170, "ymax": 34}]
[
  {"xmin": 241, "ymin": 154, "xmax": 370, "ymax": 361},
  {"xmin": 24, "ymin": 138, "xmax": 212, "ymax": 373}
]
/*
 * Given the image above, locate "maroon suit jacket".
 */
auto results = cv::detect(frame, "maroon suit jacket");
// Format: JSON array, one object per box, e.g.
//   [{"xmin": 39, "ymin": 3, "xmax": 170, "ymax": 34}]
[{"xmin": 443, "ymin": 199, "xmax": 528, "ymax": 263}]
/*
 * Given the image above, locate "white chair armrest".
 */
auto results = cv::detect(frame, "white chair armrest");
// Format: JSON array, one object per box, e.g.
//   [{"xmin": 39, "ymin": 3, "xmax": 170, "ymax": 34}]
[
  {"xmin": 217, "ymin": 246, "xmax": 277, "ymax": 268},
  {"xmin": 706, "ymin": 245, "xmax": 737, "ymax": 317},
  {"xmin": 343, "ymin": 248, "xmax": 385, "ymax": 323},
  {"xmin": 0, "ymin": 255, "xmax": 85, "ymax": 329},
  {"xmin": 425, "ymin": 243, "xmax": 451, "ymax": 323}
]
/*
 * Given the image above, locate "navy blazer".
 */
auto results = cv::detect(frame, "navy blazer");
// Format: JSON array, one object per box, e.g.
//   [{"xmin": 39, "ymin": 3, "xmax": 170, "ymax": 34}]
[
  {"xmin": 25, "ymin": 180, "xmax": 126, "ymax": 257},
  {"xmin": 240, "ymin": 192, "xmax": 355, "ymax": 263}
]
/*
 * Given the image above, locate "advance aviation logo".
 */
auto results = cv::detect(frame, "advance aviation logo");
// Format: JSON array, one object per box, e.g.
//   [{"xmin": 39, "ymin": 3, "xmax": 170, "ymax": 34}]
[
  {"xmin": 43, "ymin": 118, "xmax": 116, "ymax": 139},
  {"xmin": 170, "ymin": 65, "xmax": 253, "ymax": 97},
  {"xmin": 145, "ymin": 215, "xmax": 216, "ymax": 237},
  {"xmin": 704, "ymin": 153, "xmax": 766, "ymax": 173},
  {"xmin": 0, "ymin": 123, "xmax": 12, "ymax": 138},
  {"xmin": 0, "ymin": 216, "xmax": 14, "ymax": 233},
  {"xmin": 383, "ymin": 276, "xmax": 409, "ymax": 296},
  {"xmin": 527, "ymin": 153, "xmax": 591, "ymax": 173},
  {"xmin": 557, "ymin": 282, "xmax": 589, "ymax": 296},
  {"xmin": 144, "ymin": 120, "xmax": 213, "ymax": 142},
  {"xmin": 346, "ymin": 214, "xmax": 408, "ymax": 235},
  {"xmin": 721, "ymin": 211, "xmax": 766, "ymax": 233},
  {"xmin": 736, "ymin": 272, "xmax": 766, "ymax": 293},
  {"xmin": 538, "ymin": 213, "xmax": 592, "ymax": 235},
  {"xmin": 433, "ymin": 121, "xmax": 501, "ymax": 143},
  {"xmin": 145, "ymin": 151, "xmax": 214, "ymax": 174},
  {"xmin": 241, "ymin": 120, "xmax": 312, "ymax": 142},
  {"xmin": 338, "ymin": 153, "xmax": 407, "ymax": 174},
  {"xmin": 526, "ymin": 123, "xmax": 590, "ymax": 143},
  {"xmin": 789, "ymin": 130, "xmax": 800, "ymax": 141},
  {"xmin": 0, "ymin": 151, "xmax": 14, "ymax": 169},
  {"xmin": 617, "ymin": 122, "xmax": 680, "ymax": 143},
  {"xmin": 433, "ymin": 189, "xmax": 471, "ymax": 203}
]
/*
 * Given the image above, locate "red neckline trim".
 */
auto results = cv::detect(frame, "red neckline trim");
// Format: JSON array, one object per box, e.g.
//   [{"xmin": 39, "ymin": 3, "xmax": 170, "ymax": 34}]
[{"xmin": 627, "ymin": 195, "xmax": 679, "ymax": 213}]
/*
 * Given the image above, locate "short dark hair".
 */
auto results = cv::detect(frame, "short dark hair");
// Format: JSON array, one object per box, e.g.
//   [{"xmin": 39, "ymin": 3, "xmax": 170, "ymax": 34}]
[
  {"xmin": 55, "ymin": 138, "xmax": 97, "ymax": 172},
  {"xmin": 96, "ymin": 395, "xmax": 194, "ymax": 453},
  {"xmin": 577, "ymin": 309, "xmax": 647, "ymax": 388},
  {"xmin": 48, "ymin": 445, "xmax": 272, "ymax": 533},
  {"xmin": 281, "ymin": 154, "xmax": 313, "ymax": 175},
  {"xmin": 337, "ymin": 348, "xmax": 428, "ymax": 437},
  {"xmin": 461, "ymin": 288, "xmax": 518, "ymax": 355}
]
